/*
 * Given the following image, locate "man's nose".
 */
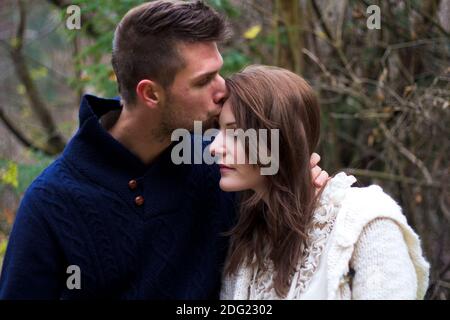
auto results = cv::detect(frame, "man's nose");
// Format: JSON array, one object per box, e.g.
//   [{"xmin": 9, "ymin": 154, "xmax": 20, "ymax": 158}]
[{"xmin": 213, "ymin": 75, "xmax": 227, "ymax": 105}]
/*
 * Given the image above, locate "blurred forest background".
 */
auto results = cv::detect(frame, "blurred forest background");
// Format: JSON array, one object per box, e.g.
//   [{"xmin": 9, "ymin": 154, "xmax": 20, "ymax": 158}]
[{"xmin": 0, "ymin": 0, "xmax": 449, "ymax": 299}]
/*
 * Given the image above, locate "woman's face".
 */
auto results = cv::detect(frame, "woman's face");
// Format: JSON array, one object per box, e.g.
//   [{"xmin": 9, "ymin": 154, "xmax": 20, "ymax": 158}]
[{"xmin": 209, "ymin": 100, "xmax": 266, "ymax": 193}]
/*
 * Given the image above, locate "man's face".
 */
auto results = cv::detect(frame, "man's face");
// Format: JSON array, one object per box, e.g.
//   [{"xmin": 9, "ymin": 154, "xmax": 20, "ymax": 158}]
[{"xmin": 161, "ymin": 41, "xmax": 227, "ymax": 133}]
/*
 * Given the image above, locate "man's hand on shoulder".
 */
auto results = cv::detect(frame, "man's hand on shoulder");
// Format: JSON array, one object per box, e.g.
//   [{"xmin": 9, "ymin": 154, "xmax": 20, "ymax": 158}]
[{"xmin": 310, "ymin": 153, "xmax": 329, "ymax": 191}]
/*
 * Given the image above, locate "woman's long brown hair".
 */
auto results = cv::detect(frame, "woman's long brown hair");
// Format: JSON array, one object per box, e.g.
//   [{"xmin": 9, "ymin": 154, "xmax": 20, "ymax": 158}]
[{"xmin": 224, "ymin": 65, "xmax": 321, "ymax": 297}]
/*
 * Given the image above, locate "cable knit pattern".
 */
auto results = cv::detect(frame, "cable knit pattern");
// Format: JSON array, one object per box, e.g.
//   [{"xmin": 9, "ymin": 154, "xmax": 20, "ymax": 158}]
[
  {"xmin": 0, "ymin": 95, "xmax": 236, "ymax": 299},
  {"xmin": 351, "ymin": 218, "xmax": 417, "ymax": 299},
  {"xmin": 220, "ymin": 173, "xmax": 430, "ymax": 300}
]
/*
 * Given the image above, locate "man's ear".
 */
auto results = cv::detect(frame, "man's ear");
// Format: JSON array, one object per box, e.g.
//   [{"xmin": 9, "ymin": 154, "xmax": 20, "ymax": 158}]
[{"xmin": 136, "ymin": 79, "xmax": 163, "ymax": 109}]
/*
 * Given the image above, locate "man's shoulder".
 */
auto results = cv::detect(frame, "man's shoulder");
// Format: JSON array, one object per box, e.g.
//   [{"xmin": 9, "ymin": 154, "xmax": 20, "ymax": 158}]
[{"xmin": 22, "ymin": 156, "xmax": 91, "ymax": 206}]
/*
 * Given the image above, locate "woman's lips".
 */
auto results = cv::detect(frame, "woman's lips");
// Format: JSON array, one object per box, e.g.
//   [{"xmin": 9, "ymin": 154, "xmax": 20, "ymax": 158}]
[{"xmin": 219, "ymin": 164, "xmax": 235, "ymax": 173}]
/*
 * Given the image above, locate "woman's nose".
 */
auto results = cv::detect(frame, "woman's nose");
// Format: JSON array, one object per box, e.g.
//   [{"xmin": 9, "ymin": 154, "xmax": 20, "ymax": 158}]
[{"xmin": 209, "ymin": 132, "xmax": 225, "ymax": 159}]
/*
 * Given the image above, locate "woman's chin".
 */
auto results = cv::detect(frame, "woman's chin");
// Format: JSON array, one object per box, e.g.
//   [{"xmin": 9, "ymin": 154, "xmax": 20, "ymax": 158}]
[
  {"xmin": 219, "ymin": 180, "xmax": 245, "ymax": 192},
  {"xmin": 219, "ymin": 182, "xmax": 237, "ymax": 192}
]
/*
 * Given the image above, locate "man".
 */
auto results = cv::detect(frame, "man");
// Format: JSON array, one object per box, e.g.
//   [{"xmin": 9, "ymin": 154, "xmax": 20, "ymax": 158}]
[{"xmin": 0, "ymin": 0, "xmax": 328, "ymax": 299}]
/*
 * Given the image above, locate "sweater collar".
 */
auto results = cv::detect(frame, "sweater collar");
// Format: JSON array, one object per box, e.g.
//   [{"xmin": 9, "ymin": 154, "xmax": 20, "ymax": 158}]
[{"xmin": 62, "ymin": 94, "xmax": 182, "ymax": 189}]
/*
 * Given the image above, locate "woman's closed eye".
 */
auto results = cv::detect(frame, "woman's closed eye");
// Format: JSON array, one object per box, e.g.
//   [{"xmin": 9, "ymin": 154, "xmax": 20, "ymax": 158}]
[{"xmin": 211, "ymin": 118, "xmax": 220, "ymax": 129}]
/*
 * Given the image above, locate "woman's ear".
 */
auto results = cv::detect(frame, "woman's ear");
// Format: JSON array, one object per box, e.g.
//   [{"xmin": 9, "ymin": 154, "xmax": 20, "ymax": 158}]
[{"xmin": 136, "ymin": 79, "xmax": 163, "ymax": 109}]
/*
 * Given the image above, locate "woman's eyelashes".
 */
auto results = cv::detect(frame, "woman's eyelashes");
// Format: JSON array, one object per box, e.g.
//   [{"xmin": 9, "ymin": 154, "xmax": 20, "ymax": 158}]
[{"xmin": 212, "ymin": 118, "xmax": 220, "ymax": 129}]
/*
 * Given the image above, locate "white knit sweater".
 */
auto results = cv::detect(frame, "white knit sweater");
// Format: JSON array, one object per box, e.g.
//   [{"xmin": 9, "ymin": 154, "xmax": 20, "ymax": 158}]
[{"xmin": 220, "ymin": 173, "xmax": 430, "ymax": 300}]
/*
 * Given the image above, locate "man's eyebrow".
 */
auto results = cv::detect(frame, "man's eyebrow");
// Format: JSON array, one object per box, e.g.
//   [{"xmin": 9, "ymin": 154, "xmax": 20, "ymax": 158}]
[{"xmin": 192, "ymin": 70, "xmax": 219, "ymax": 82}]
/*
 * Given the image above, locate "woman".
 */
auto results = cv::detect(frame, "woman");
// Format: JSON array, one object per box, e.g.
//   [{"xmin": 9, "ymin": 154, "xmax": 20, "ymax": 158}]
[{"xmin": 210, "ymin": 65, "xmax": 430, "ymax": 300}]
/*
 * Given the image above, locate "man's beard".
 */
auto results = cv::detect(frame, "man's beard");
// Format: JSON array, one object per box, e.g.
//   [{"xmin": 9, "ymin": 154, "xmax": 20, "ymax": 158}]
[
  {"xmin": 202, "ymin": 115, "xmax": 219, "ymax": 130},
  {"xmin": 160, "ymin": 93, "xmax": 182, "ymax": 134},
  {"xmin": 160, "ymin": 91, "xmax": 216, "ymax": 135},
  {"xmin": 159, "ymin": 92, "xmax": 196, "ymax": 138}
]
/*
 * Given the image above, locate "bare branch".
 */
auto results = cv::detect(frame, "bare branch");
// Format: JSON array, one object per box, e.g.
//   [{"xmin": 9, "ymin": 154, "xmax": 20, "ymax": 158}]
[
  {"xmin": 310, "ymin": 0, "xmax": 359, "ymax": 83},
  {"xmin": 378, "ymin": 122, "xmax": 433, "ymax": 184},
  {"xmin": 343, "ymin": 168, "xmax": 441, "ymax": 188},
  {"xmin": 0, "ymin": 107, "xmax": 53, "ymax": 156},
  {"xmin": 7, "ymin": 0, "xmax": 66, "ymax": 154},
  {"xmin": 410, "ymin": 0, "xmax": 450, "ymax": 38},
  {"xmin": 46, "ymin": 0, "xmax": 99, "ymax": 38}
]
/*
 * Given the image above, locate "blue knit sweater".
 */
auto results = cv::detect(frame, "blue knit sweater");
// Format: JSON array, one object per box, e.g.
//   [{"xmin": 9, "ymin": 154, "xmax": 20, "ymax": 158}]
[{"xmin": 0, "ymin": 95, "xmax": 236, "ymax": 299}]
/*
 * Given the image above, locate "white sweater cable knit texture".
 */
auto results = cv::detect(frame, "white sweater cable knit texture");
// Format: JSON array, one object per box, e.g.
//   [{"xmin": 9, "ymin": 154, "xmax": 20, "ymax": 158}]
[{"xmin": 220, "ymin": 173, "xmax": 430, "ymax": 300}]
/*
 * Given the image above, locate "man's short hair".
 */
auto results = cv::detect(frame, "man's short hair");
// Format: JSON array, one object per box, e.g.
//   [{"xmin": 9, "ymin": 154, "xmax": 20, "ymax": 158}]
[{"xmin": 112, "ymin": 0, "xmax": 229, "ymax": 105}]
